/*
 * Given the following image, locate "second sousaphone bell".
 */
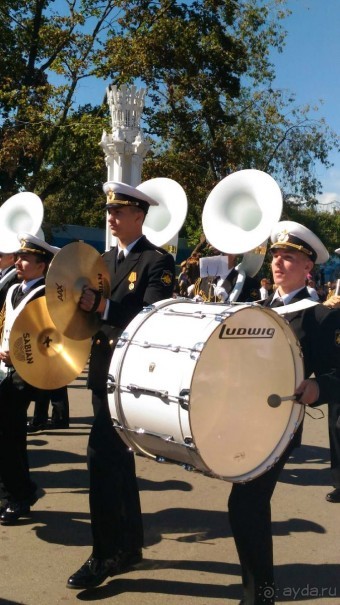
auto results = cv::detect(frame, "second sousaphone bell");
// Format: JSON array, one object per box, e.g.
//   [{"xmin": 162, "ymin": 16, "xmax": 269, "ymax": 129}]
[
  {"xmin": 45, "ymin": 242, "xmax": 111, "ymax": 340},
  {"xmin": 0, "ymin": 192, "xmax": 44, "ymax": 253}
]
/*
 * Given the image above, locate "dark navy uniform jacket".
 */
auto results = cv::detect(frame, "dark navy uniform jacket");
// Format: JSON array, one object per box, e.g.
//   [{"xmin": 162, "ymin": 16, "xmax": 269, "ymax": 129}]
[
  {"xmin": 88, "ymin": 236, "xmax": 175, "ymax": 391},
  {"xmin": 262, "ymin": 287, "xmax": 340, "ymax": 406}
]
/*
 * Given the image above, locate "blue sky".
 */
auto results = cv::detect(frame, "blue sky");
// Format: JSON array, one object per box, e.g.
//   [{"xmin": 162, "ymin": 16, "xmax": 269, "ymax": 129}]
[{"xmin": 270, "ymin": 0, "xmax": 340, "ymax": 206}]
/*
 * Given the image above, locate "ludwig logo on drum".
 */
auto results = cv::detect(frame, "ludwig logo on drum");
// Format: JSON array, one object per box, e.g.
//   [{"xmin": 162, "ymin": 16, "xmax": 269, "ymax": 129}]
[{"xmin": 219, "ymin": 325, "xmax": 275, "ymax": 339}]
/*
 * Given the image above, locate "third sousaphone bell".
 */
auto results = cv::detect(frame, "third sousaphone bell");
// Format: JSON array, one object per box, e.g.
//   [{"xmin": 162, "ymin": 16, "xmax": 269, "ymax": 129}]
[{"xmin": 200, "ymin": 169, "xmax": 283, "ymax": 297}]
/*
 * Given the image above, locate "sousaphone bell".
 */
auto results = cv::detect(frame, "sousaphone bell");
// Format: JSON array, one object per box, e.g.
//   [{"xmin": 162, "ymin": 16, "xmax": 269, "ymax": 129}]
[
  {"xmin": 201, "ymin": 169, "xmax": 283, "ymax": 298},
  {"xmin": 0, "ymin": 192, "xmax": 44, "ymax": 252},
  {"xmin": 137, "ymin": 177, "xmax": 188, "ymax": 259}
]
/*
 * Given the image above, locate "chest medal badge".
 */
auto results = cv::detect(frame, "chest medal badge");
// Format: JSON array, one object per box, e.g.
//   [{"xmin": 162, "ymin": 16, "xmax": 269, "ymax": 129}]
[{"xmin": 128, "ymin": 272, "xmax": 137, "ymax": 290}]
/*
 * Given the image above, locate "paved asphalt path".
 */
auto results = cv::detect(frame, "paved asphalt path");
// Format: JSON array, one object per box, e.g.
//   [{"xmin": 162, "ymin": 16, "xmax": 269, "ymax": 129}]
[{"xmin": 0, "ymin": 371, "xmax": 339, "ymax": 605}]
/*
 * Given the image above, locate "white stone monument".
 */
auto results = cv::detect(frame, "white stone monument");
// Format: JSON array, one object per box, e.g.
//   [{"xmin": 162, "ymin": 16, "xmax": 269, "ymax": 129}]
[{"xmin": 100, "ymin": 84, "xmax": 150, "ymax": 250}]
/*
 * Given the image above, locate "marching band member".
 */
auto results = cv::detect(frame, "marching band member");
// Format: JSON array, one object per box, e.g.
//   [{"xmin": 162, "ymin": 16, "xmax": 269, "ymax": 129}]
[
  {"xmin": 191, "ymin": 250, "xmax": 260, "ymax": 303},
  {"xmin": 67, "ymin": 182, "xmax": 175, "ymax": 589},
  {"xmin": 0, "ymin": 234, "xmax": 59, "ymax": 525},
  {"xmin": 228, "ymin": 222, "xmax": 340, "ymax": 605}
]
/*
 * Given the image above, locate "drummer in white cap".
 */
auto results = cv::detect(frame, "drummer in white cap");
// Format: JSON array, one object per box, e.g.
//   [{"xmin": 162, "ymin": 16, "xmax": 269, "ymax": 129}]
[
  {"xmin": 228, "ymin": 221, "xmax": 340, "ymax": 605},
  {"xmin": 268, "ymin": 220, "xmax": 329, "ymax": 303}
]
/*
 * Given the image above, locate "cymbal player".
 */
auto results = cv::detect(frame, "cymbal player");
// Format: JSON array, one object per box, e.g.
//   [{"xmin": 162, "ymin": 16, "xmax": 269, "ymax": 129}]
[
  {"xmin": 0, "ymin": 234, "xmax": 59, "ymax": 525},
  {"xmin": 67, "ymin": 182, "xmax": 175, "ymax": 589}
]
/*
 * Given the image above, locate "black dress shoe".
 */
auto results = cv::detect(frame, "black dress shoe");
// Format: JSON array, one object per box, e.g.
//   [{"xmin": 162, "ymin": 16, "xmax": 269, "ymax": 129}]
[
  {"xmin": 0, "ymin": 500, "xmax": 31, "ymax": 525},
  {"xmin": 46, "ymin": 419, "xmax": 69, "ymax": 429},
  {"xmin": 67, "ymin": 549, "xmax": 143, "ymax": 589},
  {"xmin": 326, "ymin": 487, "xmax": 340, "ymax": 502},
  {"xmin": 27, "ymin": 421, "xmax": 47, "ymax": 433}
]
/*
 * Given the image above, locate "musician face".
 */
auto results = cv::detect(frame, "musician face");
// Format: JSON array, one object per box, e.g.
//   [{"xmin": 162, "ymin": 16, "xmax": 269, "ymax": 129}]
[
  {"xmin": 15, "ymin": 253, "xmax": 47, "ymax": 282},
  {"xmin": 0, "ymin": 253, "xmax": 15, "ymax": 270},
  {"xmin": 271, "ymin": 249, "xmax": 314, "ymax": 294},
  {"xmin": 107, "ymin": 206, "xmax": 145, "ymax": 245}
]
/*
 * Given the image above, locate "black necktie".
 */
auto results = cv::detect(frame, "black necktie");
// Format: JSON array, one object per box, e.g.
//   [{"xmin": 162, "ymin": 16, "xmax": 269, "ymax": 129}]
[
  {"xmin": 117, "ymin": 250, "xmax": 125, "ymax": 266},
  {"xmin": 13, "ymin": 285, "xmax": 26, "ymax": 308},
  {"xmin": 115, "ymin": 249, "xmax": 125, "ymax": 272}
]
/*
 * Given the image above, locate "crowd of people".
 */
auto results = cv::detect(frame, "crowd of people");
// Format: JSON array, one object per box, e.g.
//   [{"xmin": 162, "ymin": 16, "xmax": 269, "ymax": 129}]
[
  {"xmin": 175, "ymin": 252, "xmax": 339, "ymax": 305},
  {"xmin": 0, "ymin": 182, "xmax": 339, "ymax": 605}
]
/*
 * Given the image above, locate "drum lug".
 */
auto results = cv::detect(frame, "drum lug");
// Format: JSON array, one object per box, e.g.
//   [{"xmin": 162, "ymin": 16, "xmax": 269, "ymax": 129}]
[
  {"xmin": 182, "ymin": 463, "xmax": 194, "ymax": 471},
  {"xmin": 190, "ymin": 342, "xmax": 204, "ymax": 359},
  {"xmin": 179, "ymin": 389, "xmax": 190, "ymax": 410},
  {"xmin": 141, "ymin": 304, "xmax": 156, "ymax": 314},
  {"xmin": 116, "ymin": 332, "xmax": 128, "ymax": 347},
  {"xmin": 184, "ymin": 436, "xmax": 194, "ymax": 446},
  {"xmin": 107, "ymin": 374, "xmax": 116, "ymax": 393}
]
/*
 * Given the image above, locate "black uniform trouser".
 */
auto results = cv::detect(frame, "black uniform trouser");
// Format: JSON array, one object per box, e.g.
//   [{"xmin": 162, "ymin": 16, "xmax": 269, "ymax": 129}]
[
  {"xmin": 328, "ymin": 402, "xmax": 340, "ymax": 489},
  {"xmin": 87, "ymin": 390, "xmax": 144, "ymax": 559},
  {"xmin": 228, "ymin": 433, "xmax": 300, "ymax": 605},
  {"xmin": 31, "ymin": 386, "xmax": 70, "ymax": 424},
  {"xmin": 0, "ymin": 374, "xmax": 37, "ymax": 502}
]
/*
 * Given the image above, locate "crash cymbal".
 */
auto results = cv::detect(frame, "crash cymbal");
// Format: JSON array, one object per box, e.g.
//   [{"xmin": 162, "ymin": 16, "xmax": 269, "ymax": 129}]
[
  {"xmin": 9, "ymin": 297, "xmax": 91, "ymax": 390},
  {"xmin": 45, "ymin": 241, "xmax": 111, "ymax": 340}
]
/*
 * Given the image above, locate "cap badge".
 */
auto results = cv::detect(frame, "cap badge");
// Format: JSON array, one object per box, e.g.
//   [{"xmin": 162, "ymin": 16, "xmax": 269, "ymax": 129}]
[
  {"xmin": 107, "ymin": 190, "xmax": 116, "ymax": 203},
  {"xmin": 277, "ymin": 230, "xmax": 289, "ymax": 243}
]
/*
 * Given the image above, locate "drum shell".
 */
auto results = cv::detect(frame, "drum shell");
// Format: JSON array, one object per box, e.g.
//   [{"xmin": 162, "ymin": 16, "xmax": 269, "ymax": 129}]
[{"xmin": 108, "ymin": 299, "xmax": 304, "ymax": 482}]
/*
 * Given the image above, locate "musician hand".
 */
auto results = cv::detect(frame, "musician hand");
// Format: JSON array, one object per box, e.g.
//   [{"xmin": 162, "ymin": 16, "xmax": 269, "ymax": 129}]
[
  {"xmin": 0, "ymin": 350, "xmax": 12, "ymax": 366},
  {"xmin": 79, "ymin": 286, "xmax": 106, "ymax": 314},
  {"xmin": 323, "ymin": 295, "xmax": 340, "ymax": 309},
  {"xmin": 213, "ymin": 285, "xmax": 228, "ymax": 302},
  {"xmin": 295, "ymin": 378, "xmax": 320, "ymax": 406}
]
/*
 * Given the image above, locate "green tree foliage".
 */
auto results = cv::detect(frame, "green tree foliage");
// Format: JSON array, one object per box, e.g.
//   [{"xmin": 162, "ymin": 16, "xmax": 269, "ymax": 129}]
[
  {"xmin": 0, "ymin": 0, "xmax": 116, "ymax": 208},
  {"xmin": 0, "ymin": 0, "xmax": 338, "ymax": 252}
]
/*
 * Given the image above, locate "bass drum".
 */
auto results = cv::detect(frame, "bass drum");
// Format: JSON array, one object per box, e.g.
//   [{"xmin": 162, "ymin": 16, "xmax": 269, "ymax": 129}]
[{"xmin": 108, "ymin": 299, "xmax": 304, "ymax": 482}]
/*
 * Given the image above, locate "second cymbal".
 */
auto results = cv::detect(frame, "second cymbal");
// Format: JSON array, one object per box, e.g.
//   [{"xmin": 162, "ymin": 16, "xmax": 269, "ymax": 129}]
[
  {"xmin": 9, "ymin": 297, "xmax": 92, "ymax": 389},
  {"xmin": 45, "ymin": 242, "xmax": 111, "ymax": 340}
]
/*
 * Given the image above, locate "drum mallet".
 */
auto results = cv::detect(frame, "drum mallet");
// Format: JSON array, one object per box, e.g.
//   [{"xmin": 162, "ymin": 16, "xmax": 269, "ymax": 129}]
[{"xmin": 267, "ymin": 393, "xmax": 302, "ymax": 408}]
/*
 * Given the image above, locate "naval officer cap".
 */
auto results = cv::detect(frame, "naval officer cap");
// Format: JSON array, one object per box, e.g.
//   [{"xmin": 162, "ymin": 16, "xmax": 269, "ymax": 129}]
[
  {"xmin": 103, "ymin": 181, "xmax": 158, "ymax": 214},
  {"xmin": 17, "ymin": 232, "xmax": 60, "ymax": 262},
  {"xmin": 270, "ymin": 220, "xmax": 329, "ymax": 264}
]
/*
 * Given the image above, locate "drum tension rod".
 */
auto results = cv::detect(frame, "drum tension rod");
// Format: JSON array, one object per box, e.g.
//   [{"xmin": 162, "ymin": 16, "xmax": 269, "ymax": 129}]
[{"xmin": 127, "ymin": 383, "xmax": 169, "ymax": 399}]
